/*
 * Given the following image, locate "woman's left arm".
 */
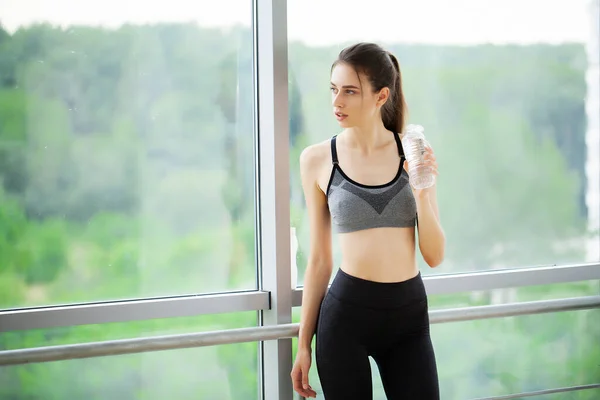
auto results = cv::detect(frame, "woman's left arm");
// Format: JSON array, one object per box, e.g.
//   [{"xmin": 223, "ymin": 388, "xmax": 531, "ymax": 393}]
[
  {"xmin": 404, "ymin": 146, "xmax": 445, "ymax": 267},
  {"xmin": 415, "ymin": 187, "xmax": 445, "ymax": 267}
]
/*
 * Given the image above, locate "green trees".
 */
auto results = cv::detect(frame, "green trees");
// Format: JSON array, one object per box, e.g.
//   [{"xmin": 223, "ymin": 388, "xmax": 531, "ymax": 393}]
[{"xmin": 0, "ymin": 24, "xmax": 596, "ymax": 399}]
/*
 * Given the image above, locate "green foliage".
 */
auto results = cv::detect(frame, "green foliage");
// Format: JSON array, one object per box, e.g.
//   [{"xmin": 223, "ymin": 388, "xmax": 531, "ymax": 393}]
[
  {"xmin": 0, "ymin": 189, "xmax": 68, "ymax": 285},
  {"xmin": 17, "ymin": 218, "xmax": 67, "ymax": 284},
  {"xmin": 0, "ymin": 271, "xmax": 26, "ymax": 305},
  {"xmin": 0, "ymin": 189, "xmax": 28, "ymax": 273},
  {"xmin": 0, "ymin": 23, "xmax": 596, "ymax": 399}
]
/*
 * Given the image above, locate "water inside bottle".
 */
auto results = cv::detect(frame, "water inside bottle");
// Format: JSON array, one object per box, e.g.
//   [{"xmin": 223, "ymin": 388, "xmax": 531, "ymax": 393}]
[{"xmin": 402, "ymin": 126, "xmax": 435, "ymax": 190}]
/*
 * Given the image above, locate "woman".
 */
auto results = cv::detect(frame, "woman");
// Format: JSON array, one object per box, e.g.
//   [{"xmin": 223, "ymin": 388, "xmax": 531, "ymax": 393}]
[{"xmin": 290, "ymin": 42, "xmax": 445, "ymax": 399}]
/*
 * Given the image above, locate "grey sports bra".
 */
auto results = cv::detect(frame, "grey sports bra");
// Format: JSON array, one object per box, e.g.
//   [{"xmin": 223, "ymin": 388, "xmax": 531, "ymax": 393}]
[{"xmin": 326, "ymin": 133, "xmax": 417, "ymax": 233}]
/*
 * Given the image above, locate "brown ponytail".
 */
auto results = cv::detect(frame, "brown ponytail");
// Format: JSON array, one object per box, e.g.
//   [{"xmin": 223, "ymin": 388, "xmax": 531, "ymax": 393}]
[{"xmin": 385, "ymin": 52, "xmax": 407, "ymax": 135}]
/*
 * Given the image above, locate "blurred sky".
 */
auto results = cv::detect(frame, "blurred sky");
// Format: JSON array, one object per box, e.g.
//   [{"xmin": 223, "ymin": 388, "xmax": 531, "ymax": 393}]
[{"xmin": 0, "ymin": 0, "xmax": 596, "ymax": 45}]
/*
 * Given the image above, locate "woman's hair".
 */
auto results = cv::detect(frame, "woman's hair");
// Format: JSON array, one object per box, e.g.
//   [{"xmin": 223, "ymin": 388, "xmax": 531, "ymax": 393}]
[{"xmin": 331, "ymin": 42, "xmax": 407, "ymax": 134}]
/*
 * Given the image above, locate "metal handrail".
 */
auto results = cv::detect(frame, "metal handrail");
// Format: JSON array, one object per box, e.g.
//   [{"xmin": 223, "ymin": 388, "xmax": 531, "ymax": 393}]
[
  {"xmin": 471, "ymin": 383, "xmax": 600, "ymax": 399},
  {"xmin": 1, "ymin": 295, "xmax": 599, "ymax": 367},
  {"xmin": 429, "ymin": 294, "xmax": 600, "ymax": 323}
]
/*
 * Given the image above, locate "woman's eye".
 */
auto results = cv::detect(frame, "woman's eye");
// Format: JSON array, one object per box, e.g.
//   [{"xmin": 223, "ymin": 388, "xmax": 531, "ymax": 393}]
[{"xmin": 330, "ymin": 88, "xmax": 356, "ymax": 95}]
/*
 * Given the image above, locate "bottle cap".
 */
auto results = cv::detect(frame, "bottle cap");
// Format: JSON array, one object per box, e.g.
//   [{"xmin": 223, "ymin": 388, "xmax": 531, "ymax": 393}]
[{"xmin": 404, "ymin": 124, "xmax": 424, "ymax": 134}]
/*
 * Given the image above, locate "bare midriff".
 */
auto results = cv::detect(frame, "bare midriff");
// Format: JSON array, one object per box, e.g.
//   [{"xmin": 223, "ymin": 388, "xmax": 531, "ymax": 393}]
[{"xmin": 337, "ymin": 226, "xmax": 419, "ymax": 283}]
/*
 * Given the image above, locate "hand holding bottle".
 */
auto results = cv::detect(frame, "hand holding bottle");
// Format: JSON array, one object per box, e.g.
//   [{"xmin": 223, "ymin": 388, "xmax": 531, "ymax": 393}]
[
  {"xmin": 403, "ymin": 145, "xmax": 438, "ymax": 198},
  {"xmin": 401, "ymin": 124, "xmax": 438, "ymax": 197}
]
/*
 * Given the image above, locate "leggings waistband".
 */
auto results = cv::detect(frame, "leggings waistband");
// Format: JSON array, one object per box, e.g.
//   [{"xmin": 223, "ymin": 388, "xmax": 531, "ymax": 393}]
[{"xmin": 328, "ymin": 268, "xmax": 427, "ymax": 309}]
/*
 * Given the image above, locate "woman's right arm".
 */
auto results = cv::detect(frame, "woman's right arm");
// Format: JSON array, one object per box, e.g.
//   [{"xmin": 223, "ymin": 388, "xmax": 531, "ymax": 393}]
[{"xmin": 297, "ymin": 145, "xmax": 333, "ymax": 352}]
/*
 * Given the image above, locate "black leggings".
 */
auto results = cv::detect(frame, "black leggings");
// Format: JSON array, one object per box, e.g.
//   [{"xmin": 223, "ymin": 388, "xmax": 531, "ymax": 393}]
[{"xmin": 315, "ymin": 268, "xmax": 440, "ymax": 400}]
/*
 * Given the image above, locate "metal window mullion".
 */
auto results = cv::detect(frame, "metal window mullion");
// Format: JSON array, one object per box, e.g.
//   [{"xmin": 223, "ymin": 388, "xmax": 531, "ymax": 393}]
[
  {"xmin": 254, "ymin": 1, "xmax": 293, "ymax": 400},
  {"xmin": 0, "ymin": 291, "xmax": 270, "ymax": 333},
  {"xmin": 291, "ymin": 262, "xmax": 600, "ymax": 307},
  {"xmin": 422, "ymin": 263, "xmax": 600, "ymax": 296}
]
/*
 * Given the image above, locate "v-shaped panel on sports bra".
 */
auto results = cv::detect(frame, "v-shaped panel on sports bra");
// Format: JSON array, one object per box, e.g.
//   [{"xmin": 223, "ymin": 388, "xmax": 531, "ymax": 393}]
[{"xmin": 326, "ymin": 133, "xmax": 418, "ymax": 233}]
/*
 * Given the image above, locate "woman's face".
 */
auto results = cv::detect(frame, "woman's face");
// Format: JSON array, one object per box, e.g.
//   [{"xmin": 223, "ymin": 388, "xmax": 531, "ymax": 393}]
[{"xmin": 330, "ymin": 63, "xmax": 387, "ymax": 128}]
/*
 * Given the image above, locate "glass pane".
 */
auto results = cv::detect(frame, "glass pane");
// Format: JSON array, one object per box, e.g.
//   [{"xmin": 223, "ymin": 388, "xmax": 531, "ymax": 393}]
[
  {"xmin": 291, "ymin": 308, "xmax": 600, "ymax": 400},
  {"xmin": 432, "ymin": 309, "xmax": 600, "ymax": 400},
  {"xmin": 0, "ymin": 312, "xmax": 259, "ymax": 399},
  {"xmin": 0, "ymin": 344, "xmax": 258, "ymax": 399},
  {"xmin": 287, "ymin": 0, "xmax": 600, "ymax": 284},
  {"xmin": 428, "ymin": 280, "xmax": 600, "ymax": 309},
  {"xmin": 0, "ymin": 1, "xmax": 257, "ymax": 309}
]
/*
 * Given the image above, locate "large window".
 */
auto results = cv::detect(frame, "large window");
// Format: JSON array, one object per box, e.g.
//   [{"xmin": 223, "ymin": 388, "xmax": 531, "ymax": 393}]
[
  {"xmin": 0, "ymin": 1, "xmax": 257, "ymax": 308},
  {"xmin": 287, "ymin": 2, "xmax": 599, "ymax": 396},
  {"xmin": 287, "ymin": 0, "xmax": 600, "ymax": 282},
  {"xmin": 0, "ymin": 1, "xmax": 598, "ymax": 400}
]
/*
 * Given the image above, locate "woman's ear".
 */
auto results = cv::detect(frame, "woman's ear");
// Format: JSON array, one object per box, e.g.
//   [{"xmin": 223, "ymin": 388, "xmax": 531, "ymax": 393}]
[{"xmin": 377, "ymin": 87, "xmax": 390, "ymax": 107}]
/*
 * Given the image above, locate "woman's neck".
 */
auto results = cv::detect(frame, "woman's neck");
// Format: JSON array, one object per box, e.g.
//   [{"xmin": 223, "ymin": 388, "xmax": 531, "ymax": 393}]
[{"xmin": 342, "ymin": 119, "xmax": 391, "ymax": 155}]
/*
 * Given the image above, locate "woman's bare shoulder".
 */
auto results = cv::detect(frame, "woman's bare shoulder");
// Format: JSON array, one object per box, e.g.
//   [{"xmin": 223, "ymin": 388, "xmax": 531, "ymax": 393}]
[
  {"xmin": 299, "ymin": 137, "xmax": 335, "ymax": 193},
  {"xmin": 299, "ymin": 138, "xmax": 332, "ymax": 172}
]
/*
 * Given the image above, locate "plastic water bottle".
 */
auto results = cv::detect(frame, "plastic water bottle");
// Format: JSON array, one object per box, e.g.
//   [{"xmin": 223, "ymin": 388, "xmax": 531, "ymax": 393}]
[{"xmin": 401, "ymin": 124, "xmax": 435, "ymax": 190}]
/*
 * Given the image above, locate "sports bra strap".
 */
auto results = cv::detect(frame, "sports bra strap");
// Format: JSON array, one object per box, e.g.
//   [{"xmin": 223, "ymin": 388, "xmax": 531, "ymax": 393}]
[
  {"xmin": 393, "ymin": 132, "xmax": 404, "ymax": 158},
  {"xmin": 331, "ymin": 135, "xmax": 339, "ymax": 165}
]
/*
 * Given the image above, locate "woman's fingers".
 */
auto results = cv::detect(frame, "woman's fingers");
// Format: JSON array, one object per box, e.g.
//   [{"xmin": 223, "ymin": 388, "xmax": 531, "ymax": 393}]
[
  {"xmin": 405, "ymin": 148, "xmax": 439, "ymax": 177},
  {"xmin": 291, "ymin": 369, "xmax": 317, "ymax": 398}
]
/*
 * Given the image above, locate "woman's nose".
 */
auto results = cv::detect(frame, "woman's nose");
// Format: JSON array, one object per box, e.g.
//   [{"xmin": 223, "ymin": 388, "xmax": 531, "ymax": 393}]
[{"xmin": 332, "ymin": 93, "xmax": 344, "ymax": 108}]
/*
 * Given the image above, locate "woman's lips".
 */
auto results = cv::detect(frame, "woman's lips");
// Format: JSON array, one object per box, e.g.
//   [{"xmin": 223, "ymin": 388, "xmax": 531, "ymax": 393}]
[{"xmin": 335, "ymin": 111, "xmax": 347, "ymax": 121}]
